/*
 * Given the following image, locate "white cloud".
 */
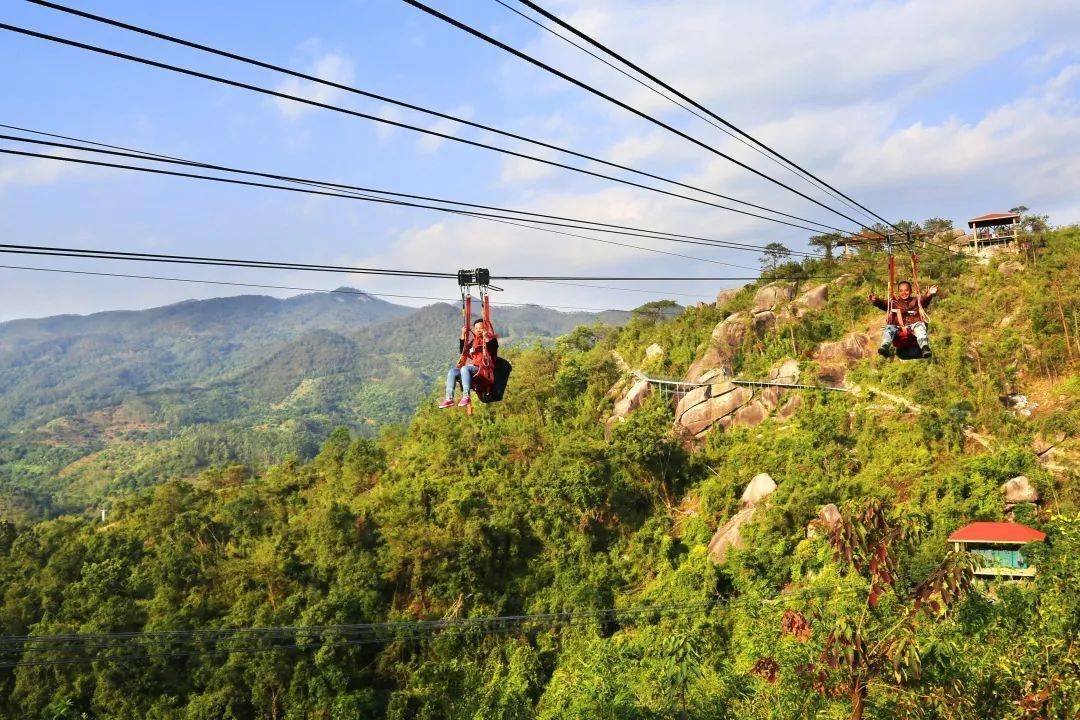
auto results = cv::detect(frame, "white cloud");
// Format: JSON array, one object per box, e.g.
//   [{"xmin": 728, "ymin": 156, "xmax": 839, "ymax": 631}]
[
  {"xmin": 273, "ymin": 53, "xmax": 357, "ymax": 119},
  {"xmin": 0, "ymin": 150, "xmax": 101, "ymax": 193},
  {"xmin": 500, "ymin": 155, "xmax": 557, "ymax": 184},
  {"xmin": 415, "ymin": 106, "xmax": 474, "ymax": 153}
]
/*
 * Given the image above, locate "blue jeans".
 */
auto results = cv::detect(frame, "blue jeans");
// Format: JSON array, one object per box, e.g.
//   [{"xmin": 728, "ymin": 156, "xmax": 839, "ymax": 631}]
[
  {"xmin": 446, "ymin": 363, "xmax": 478, "ymax": 399},
  {"xmin": 881, "ymin": 322, "xmax": 929, "ymax": 348}
]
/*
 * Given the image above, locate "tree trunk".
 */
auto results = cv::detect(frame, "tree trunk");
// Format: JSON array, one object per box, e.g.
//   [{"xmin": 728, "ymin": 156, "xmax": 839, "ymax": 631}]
[{"xmin": 850, "ymin": 682, "xmax": 867, "ymax": 720}]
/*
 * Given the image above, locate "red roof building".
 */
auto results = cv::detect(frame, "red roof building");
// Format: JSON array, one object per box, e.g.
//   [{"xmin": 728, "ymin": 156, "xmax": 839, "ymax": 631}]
[
  {"xmin": 949, "ymin": 522, "xmax": 1046, "ymax": 578},
  {"xmin": 948, "ymin": 522, "xmax": 1046, "ymax": 544}
]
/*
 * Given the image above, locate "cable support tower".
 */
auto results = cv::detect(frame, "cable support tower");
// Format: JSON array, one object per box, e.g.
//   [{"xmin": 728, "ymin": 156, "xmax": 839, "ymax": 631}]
[
  {"xmin": 4, "ymin": 12, "xmax": 854, "ymax": 239},
  {"xmin": 399, "ymin": 0, "xmax": 888, "ymax": 237},
  {"xmin": 509, "ymin": 0, "xmax": 897, "ymax": 231},
  {"xmin": 491, "ymin": 0, "xmax": 880, "ymax": 228}
]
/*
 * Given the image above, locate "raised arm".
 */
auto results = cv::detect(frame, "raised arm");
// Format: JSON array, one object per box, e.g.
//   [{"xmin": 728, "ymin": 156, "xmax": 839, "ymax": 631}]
[{"xmin": 868, "ymin": 292, "xmax": 889, "ymax": 311}]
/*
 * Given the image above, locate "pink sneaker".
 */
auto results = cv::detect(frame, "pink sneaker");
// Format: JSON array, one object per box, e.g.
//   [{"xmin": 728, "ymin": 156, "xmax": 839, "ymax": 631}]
[
  {"xmin": 438, "ymin": 399, "xmax": 455, "ymax": 409},
  {"xmin": 458, "ymin": 396, "xmax": 471, "ymax": 407}
]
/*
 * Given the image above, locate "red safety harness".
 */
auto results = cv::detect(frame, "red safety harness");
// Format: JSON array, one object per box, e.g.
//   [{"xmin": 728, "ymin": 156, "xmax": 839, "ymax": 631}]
[
  {"xmin": 457, "ymin": 289, "xmax": 497, "ymax": 396},
  {"xmin": 886, "ymin": 253, "xmax": 928, "ymax": 350}
]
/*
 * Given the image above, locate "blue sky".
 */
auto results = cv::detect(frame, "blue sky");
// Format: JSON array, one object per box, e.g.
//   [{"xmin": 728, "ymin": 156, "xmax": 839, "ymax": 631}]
[{"xmin": 1, "ymin": 0, "xmax": 1078, "ymax": 320}]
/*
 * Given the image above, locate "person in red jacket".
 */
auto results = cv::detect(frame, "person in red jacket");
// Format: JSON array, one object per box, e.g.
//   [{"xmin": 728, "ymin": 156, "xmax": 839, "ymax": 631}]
[
  {"xmin": 868, "ymin": 281, "xmax": 938, "ymax": 358},
  {"xmin": 439, "ymin": 318, "xmax": 499, "ymax": 408}
]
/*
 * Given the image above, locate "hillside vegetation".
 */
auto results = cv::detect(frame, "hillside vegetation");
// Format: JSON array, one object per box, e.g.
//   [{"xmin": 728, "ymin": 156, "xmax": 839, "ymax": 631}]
[
  {"xmin": 0, "ymin": 226, "xmax": 1076, "ymax": 719},
  {"xmin": 0, "ymin": 294, "xmax": 626, "ymax": 521}
]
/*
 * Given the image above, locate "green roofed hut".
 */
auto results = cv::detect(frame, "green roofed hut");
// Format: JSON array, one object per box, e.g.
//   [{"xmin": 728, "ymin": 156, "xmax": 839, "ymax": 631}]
[{"xmin": 949, "ymin": 521, "xmax": 1046, "ymax": 578}]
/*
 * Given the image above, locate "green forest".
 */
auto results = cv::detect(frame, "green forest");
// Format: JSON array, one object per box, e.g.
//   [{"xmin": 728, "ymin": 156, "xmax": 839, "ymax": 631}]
[
  {"xmin": 0, "ymin": 225, "xmax": 1077, "ymax": 719},
  {"xmin": 0, "ymin": 294, "xmax": 626, "ymax": 522}
]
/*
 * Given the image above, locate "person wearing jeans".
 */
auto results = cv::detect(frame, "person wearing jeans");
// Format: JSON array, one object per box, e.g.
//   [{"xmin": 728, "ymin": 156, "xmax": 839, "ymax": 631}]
[
  {"xmin": 445, "ymin": 362, "xmax": 478, "ymax": 404},
  {"xmin": 869, "ymin": 280, "xmax": 938, "ymax": 358},
  {"xmin": 439, "ymin": 318, "xmax": 498, "ymax": 408}
]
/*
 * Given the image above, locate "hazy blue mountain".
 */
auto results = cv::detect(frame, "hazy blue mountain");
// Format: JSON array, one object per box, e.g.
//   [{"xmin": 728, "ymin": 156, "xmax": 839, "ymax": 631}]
[{"xmin": 0, "ymin": 290, "xmax": 633, "ymax": 519}]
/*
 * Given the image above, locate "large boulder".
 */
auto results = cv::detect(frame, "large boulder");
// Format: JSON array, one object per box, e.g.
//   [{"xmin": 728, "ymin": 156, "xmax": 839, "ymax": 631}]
[
  {"xmin": 715, "ymin": 287, "xmax": 740, "ymax": 307},
  {"xmin": 676, "ymin": 383, "xmax": 752, "ymax": 437},
  {"xmin": 708, "ymin": 473, "xmax": 779, "ymax": 563},
  {"xmin": 998, "ymin": 260, "xmax": 1025, "ymax": 277},
  {"xmin": 684, "ymin": 348, "xmax": 724, "ymax": 383},
  {"xmin": 752, "ymin": 310, "xmax": 777, "ymax": 335},
  {"xmin": 793, "ymin": 284, "xmax": 829, "ymax": 315},
  {"xmin": 775, "ymin": 394, "xmax": 803, "ymax": 421},
  {"xmin": 741, "ymin": 472, "xmax": 777, "ymax": 508},
  {"xmin": 612, "ymin": 379, "xmax": 651, "ymax": 419},
  {"xmin": 604, "ymin": 378, "xmax": 652, "ymax": 439},
  {"xmin": 1001, "ymin": 475, "xmax": 1039, "ymax": 504},
  {"xmin": 815, "ymin": 331, "xmax": 874, "ymax": 384},
  {"xmin": 644, "ymin": 343, "xmax": 665, "ymax": 362},
  {"xmin": 707, "ymin": 507, "xmax": 755, "ymax": 563},
  {"xmin": 683, "ymin": 312, "xmax": 749, "ymax": 381},
  {"xmin": 807, "ymin": 503, "xmax": 841, "ymax": 538},
  {"xmin": 731, "ymin": 400, "xmax": 769, "ymax": 429},
  {"xmin": 753, "ymin": 283, "xmax": 795, "ymax": 313},
  {"xmin": 770, "ymin": 358, "xmax": 800, "ymax": 384}
]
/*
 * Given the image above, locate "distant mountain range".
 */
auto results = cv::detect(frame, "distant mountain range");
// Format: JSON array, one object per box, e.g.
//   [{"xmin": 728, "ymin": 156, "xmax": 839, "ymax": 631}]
[{"xmin": 0, "ymin": 289, "xmax": 631, "ymax": 520}]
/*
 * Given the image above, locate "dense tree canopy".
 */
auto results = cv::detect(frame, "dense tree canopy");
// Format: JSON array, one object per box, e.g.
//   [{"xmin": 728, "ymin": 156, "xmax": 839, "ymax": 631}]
[{"xmin": 0, "ymin": 226, "xmax": 1076, "ymax": 719}]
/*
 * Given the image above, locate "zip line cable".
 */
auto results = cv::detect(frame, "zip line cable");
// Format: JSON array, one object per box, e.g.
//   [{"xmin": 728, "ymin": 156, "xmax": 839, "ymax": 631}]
[
  {"xmin": 0, "ymin": 244, "xmax": 848, "ymax": 283},
  {"xmin": 0, "ymin": 147, "xmax": 810, "ymax": 270},
  {"xmin": 491, "ymin": 0, "xmax": 880, "ymax": 228},
  {"xmin": 511, "ymin": 0, "xmax": 898, "ymax": 232},
  {"xmin": 0, "ymin": 601, "xmax": 713, "ymax": 669},
  {"xmin": 0, "ymin": 134, "xmax": 819, "ymax": 261},
  {"xmin": 0, "ymin": 20, "xmax": 853, "ymax": 239},
  {"xmin": 399, "ymin": 0, "xmax": 885, "ymax": 236},
  {"xmin": 23, "ymin": 1, "xmax": 855, "ymax": 237},
  {"xmin": 0, "ymin": 265, "xmax": 673, "ymax": 313}
]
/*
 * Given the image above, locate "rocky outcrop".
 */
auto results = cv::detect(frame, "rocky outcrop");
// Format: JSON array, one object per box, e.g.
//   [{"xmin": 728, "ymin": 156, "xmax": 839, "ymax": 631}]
[
  {"xmin": 741, "ymin": 473, "xmax": 777, "ymax": 506},
  {"xmin": 683, "ymin": 312, "xmax": 750, "ymax": 381},
  {"xmin": 604, "ymin": 378, "xmax": 652, "ymax": 438},
  {"xmin": 676, "ymin": 381, "xmax": 752, "ymax": 437},
  {"xmin": 715, "ymin": 288, "xmax": 740, "ymax": 307},
  {"xmin": 1001, "ymin": 475, "xmax": 1039, "ymax": 504},
  {"xmin": 775, "ymin": 394, "xmax": 803, "ymax": 421},
  {"xmin": 753, "ymin": 283, "xmax": 794, "ymax": 313},
  {"xmin": 644, "ymin": 343, "xmax": 665, "ymax": 362},
  {"xmin": 676, "ymin": 359, "xmax": 801, "ymax": 437},
  {"xmin": 793, "ymin": 284, "xmax": 828, "ymax": 316},
  {"xmin": 752, "ymin": 310, "xmax": 777, "ymax": 335},
  {"xmin": 707, "ymin": 508, "xmax": 755, "ymax": 563},
  {"xmin": 998, "ymin": 260, "xmax": 1025, "ymax": 277},
  {"xmin": 814, "ymin": 330, "xmax": 874, "ymax": 385},
  {"xmin": 708, "ymin": 473, "xmax": 778, "ymax": 563}
]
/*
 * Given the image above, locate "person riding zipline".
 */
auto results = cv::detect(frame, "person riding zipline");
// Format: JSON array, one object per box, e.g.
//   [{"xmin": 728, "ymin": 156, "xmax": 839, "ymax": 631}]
[
  {"xmin": 439, "ymin": 317, "xmax": 499, "ymax": 408},
  {"xmin": 868, "ymin": 280, "xmax": 939, "ymax": 358}
]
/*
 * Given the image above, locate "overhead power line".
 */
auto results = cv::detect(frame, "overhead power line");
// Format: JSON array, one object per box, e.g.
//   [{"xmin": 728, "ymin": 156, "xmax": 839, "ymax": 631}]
[
  {"xmin": 0, "ymin": 17, "xmax": 850, "ymax": 238},
  {"xmin": 490, "ymin": 0, "xmax": 879, "ymax": 228},
  {"xmin": 399, "ymin": 0, "xmax": 884, "ymax": 236},
  {"xmin": 511, "ymin": 0, "xmax": 898, "ymax": 232},
  {"xmin": 0, "ymin": 134, "xmax": 820, "ymax": 261}
]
